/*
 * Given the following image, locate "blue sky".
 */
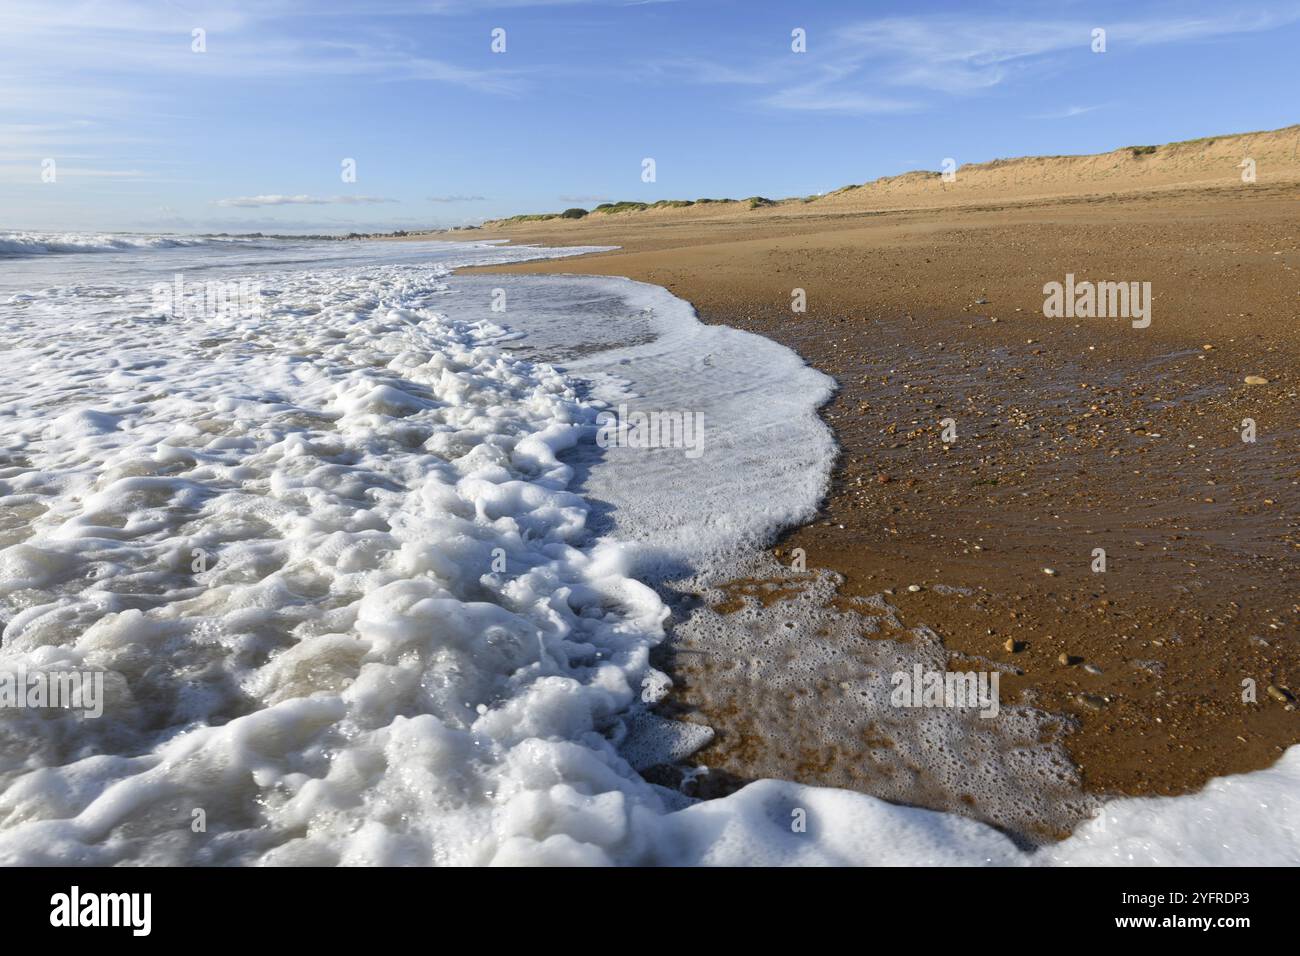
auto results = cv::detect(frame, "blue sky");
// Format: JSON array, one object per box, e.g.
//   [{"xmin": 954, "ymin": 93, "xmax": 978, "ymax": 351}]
[{"xmin": 3, "ymin": 0, "xmax": 1298, "ymax": 233}]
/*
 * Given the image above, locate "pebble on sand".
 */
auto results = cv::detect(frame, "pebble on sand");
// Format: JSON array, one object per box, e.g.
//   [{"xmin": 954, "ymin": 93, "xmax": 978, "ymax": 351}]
[
  {"xmin": 1244, "ymin": 375, "xmax": 1270, "ymax": 385},
  {"xmin": 1266, "ymin": 685, "xmax": 1295, "ymax": 704}
]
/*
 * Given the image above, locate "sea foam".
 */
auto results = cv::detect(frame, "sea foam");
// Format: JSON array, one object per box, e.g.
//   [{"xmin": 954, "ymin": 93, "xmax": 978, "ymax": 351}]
[
  {"xmin": 0, "ymin": 238, "xmax": 1295, "ymax": 865},
  {"xmin": 0, "ymin": 231, "xmax": 261, "ymax": 258}
]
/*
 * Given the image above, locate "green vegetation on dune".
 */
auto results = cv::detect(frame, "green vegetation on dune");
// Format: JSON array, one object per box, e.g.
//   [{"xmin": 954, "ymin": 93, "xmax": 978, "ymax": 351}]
[
  {"xmin": 488, "ymin": 212, "xmax": 560, "ymax": 225},
  {"xmin": 593, "ymin": 201, "xmax": 650, "ymax": 214},
  {"xmin": 481, "ymin": 196, "xmax": 749, "ymax": 225},
  {"xmin": 479, "ymin": 125, "xmax": 1299, "ymax": 229}
]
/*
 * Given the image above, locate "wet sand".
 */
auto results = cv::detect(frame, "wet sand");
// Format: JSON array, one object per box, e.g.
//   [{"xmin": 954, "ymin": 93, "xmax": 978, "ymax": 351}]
[{"xmin": 441, "ymin": 169, "xmax": 1300, "ymax": 818}]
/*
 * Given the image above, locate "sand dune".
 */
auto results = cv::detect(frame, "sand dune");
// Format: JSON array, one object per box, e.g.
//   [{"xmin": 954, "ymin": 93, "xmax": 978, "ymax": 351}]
[{"xmin": 480, "ymin": 124, "xmax": 1300, "ymax": 230}]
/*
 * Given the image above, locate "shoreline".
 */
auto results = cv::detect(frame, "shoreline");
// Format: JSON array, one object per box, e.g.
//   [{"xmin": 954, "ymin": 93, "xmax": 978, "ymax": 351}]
[
  {"xmin": 449, "ymin": 265, "xmax": 1093, "ymax": 843},
  {"xmin": 439, "ymin": 175, "xmax": 1300, "ymax": 825}
]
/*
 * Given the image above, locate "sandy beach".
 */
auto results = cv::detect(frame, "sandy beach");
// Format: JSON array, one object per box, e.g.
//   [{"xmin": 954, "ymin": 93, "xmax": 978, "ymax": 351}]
[
  {"xmin": 17, "ymin": 0, "xmax": 1300, "ymax": 896},
  {"xmin": 446, "ymin": 126, "xmax": 1300, "ymax": 829}
]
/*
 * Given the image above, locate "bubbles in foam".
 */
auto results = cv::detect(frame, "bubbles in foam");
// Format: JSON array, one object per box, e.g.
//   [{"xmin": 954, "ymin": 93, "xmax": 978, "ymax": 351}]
[
  {"xmin": 0, "ymin": 254, "xmax": 677, "ymax": 865},
  {"xmin": 2, "ymin": 241, "xmax": 1296, "ymax": 866},
  {"xmin": 655, "ymin": 554, "xmax": 1098, "ymax": 845}
]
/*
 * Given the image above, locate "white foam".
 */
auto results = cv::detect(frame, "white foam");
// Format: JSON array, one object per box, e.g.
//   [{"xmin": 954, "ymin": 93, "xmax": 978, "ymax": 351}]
[
  {"xmin": 561, "ymin": 276, "xmax": 838, "ymax": 573},
  {"xmin": 643, "ymin": 745, "xmax": 1300, "ymax": 866},
  {"xmin": 0, "ymin": 231, "xmax": 257, "ymax": 258},
  {"xmin": 0, "ymin": 250, "xmax": 668, "ymax": 864},
  {"xmin": 0, "ymin": 239, "xmax": 1294, "ymax": 866}
]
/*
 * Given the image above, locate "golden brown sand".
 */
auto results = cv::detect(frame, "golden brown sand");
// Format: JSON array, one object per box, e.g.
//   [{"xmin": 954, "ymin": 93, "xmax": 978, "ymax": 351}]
[{"xmin": 408, "ymin": 126, "xmax": 1300, "ymax": 821}]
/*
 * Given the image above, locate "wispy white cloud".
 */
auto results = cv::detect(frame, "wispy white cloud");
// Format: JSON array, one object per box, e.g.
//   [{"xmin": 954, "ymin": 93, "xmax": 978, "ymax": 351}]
[
  {"xmin": 136, "ymin": 214, "xmax": 449, "ymax": 234},
  {"xmin": 638, "ymin": 57, "xmax": 770, "ymax": 86},
  {"xmin": 761, "ymin": 85, "xmax": 918, "ymax": 115},
  {"xmin": 663, "ymin": 6, "xmax": 1300, "ymax": 115},
  {"xmin": 1030, "ymin": 104, "xmax": 1105, "ymax": 120},
  {"xmin": 0, "ymin": 163, "xmax": 157, "ymax": 184},
  {"xmin": 427, "ymin": 194, "xmax": 487, "ymax": 202},
  {"xmin": 0, "ymin": 1, "xmax": 535, "ymax": 108},
  {"xmin": 212, "ymin": 194, "xmax": 399, "ymax": 207},
  {"xmin": 796, "ymin": 8, "xmax": 1300, "ymax": 106},
  {"xmin": 0, "ymin": 119, "xmax": 156, "ymax": 154}
]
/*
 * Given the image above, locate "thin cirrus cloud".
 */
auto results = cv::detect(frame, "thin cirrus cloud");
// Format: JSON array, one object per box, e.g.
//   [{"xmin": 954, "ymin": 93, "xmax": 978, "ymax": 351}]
[
  {"xmin": 638, "ymin": 57, "xmax": 770, "ymax": 86},
  {"xmin": 1030, "ymin": 104, "xmax": 1106, "ymax": 120},
  {"xmin": 427, "ymin": 194, "xmax": 487, "ymax": 202},
  {"xmin": 761, "ymin": 85, "xmax": 919, "ymax": 115},
  {"xmin": 661, "ymin": 6, "xmax": 1300, "ymax": 115},
  {"xmin": 0, "ymin": 0, "xmax": 695, "ymax": 104},
  {"xmin": 808, "ymin": 9, "xmax": 1300, "ymax": 103},
  {"xmin": 0, "ymin": 163, "xmax": 155, "ymax": 184},
  {"xmin": 212, "ymin": 195, "xmax": 399, "ymax": 208},
  {"xmin": 0, "ymin": 1, "xmax": 531, "ymax": 113},
  {"xmin": 821, "ymin": 15, "xmax": 1269, "ymax": 95}
]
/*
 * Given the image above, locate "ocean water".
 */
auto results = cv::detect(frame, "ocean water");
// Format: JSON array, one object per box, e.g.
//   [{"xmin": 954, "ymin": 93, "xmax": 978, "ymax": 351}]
[{"xmin": 0, "ymin": 233, "xmax": 1295, "ymax": 865}]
